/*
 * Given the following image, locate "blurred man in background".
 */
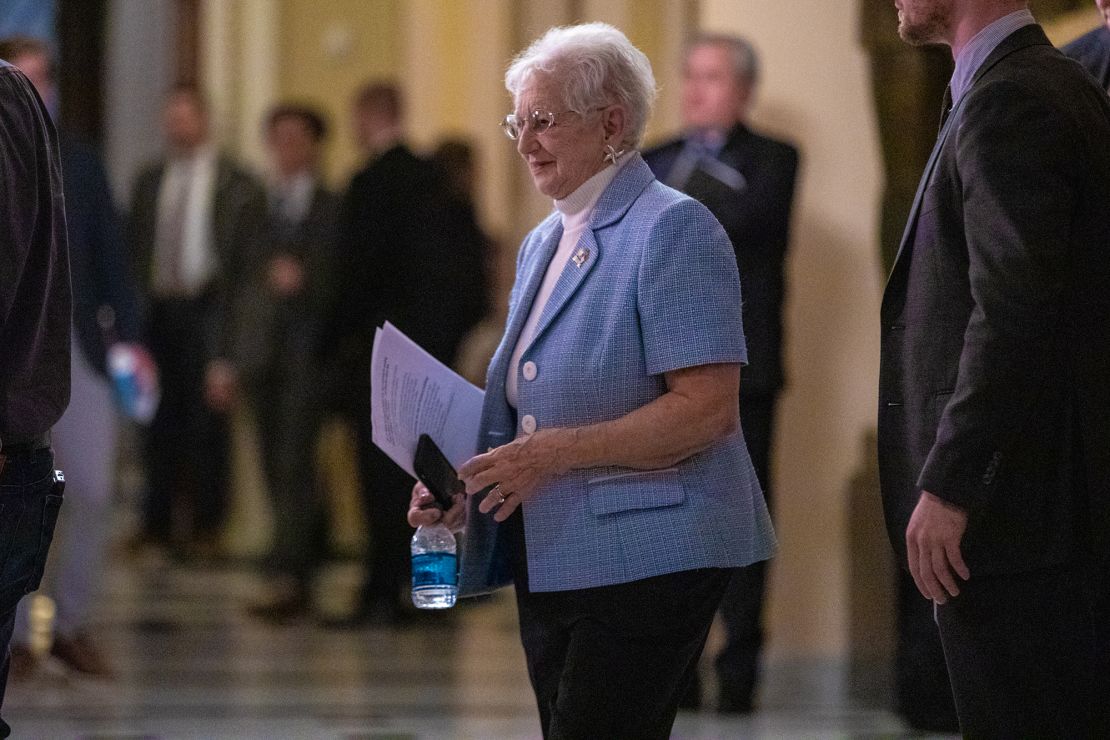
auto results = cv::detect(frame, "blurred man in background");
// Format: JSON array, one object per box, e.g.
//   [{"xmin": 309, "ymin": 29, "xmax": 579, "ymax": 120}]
[
  {"xmin": 326, "ymin": 82, "xmax": 485, "ymax": 625},
  {"xmin": 1063, "ymin": 0, "xmax": 1110, "ymax": 89},
  {"xmin": 0, "ymin": 55, "xmax": 70, "ymax": 738},
  {"xmin": 128, "ymin": 85, "xmax": 267, "ymax": 560},
  {"xmin": 644, "ymin": 33, "xmax": 798, "ymax": 713},
  {"xmin": 0, "ymin": 35, "xmax": 153, "ymax": 680},
  {"xmin": 243, "ymin": 104, "xmax": 339, "ymax": 624}
]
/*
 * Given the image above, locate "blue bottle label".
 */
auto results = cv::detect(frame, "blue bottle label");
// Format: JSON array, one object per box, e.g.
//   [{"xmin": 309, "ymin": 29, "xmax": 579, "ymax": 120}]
[{"xmin": 411, "ymin": 552, "xmax": 458, "ymax": 589}]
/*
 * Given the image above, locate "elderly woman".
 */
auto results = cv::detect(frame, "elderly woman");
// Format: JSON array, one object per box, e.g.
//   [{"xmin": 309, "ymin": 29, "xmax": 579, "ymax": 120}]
[{"xmin": 408, "ymin": 23, "xmax": 774, "ymax": 739}]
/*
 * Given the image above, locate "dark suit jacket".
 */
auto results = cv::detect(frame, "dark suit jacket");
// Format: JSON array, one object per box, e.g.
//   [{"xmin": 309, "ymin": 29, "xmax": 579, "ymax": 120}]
[
  {"xmin": 0, "ymin": 60, "xmax": 70, "ymax": 445},
  {"xmin": 61, "ymin": 134, "xmax": 143, "ymax": 376},
  {"xmin": 878, "ymin": 25, "xmax": 1110, "ymax": 574},
  {"xmin": 1063, "ymin": 25, "xmax": 1110, "ymax": 91},
  {"xmin": 235, "ymin": 183, "xmax": 340, "ymax": 380},
  {"xmin": 127, "ymin": 154, "xmax": 268, "ymax": 362},
  {"xmin": 328, "ymin": 144, "xmax": 486, "ymax": 397},
  {"xmin": 643, "ymin": 124, "xmax": 799, "ymax": 398}
]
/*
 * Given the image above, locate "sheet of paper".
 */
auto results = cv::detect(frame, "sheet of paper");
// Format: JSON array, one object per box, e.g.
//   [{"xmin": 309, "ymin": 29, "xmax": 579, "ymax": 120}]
[{"xmin": 370, "ymin": 322, "xmax": 485, "ymax": 477}]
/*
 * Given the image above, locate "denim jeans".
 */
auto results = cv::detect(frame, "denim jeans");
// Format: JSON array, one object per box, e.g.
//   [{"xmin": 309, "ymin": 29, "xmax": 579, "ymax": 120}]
[{"xmin": 0, "ymin": 449, "xmax": 63, "ymax": 738}]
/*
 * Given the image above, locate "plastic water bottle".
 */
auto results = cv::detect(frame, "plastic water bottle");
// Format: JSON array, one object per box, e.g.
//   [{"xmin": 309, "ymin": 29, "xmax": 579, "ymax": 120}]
[
  {"xmin": 106, "ymin": 344, "xmax": 157, "ymax": 424},
  {"xmin": 411, "ymin": 523, "xmax": 458, "ymax": 609}
]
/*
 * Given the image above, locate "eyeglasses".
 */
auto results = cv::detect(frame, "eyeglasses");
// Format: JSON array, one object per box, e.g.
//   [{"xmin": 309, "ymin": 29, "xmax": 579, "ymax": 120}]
[
  {"xmin": 499, "ymin": 107, "xmax": 607, "ymax": 140},
  {"xmin": 500, "ymin": 110, "xmax": 572, "ymax": 140}
]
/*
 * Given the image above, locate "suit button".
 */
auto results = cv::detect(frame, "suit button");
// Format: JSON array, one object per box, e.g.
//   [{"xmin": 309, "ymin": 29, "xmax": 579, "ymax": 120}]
[
  {"xmin": 522, "ymin": 361, "xmax": 537, "ymax": 381},
  {"xmin": 521, "ymin": 414, "xmax": 537, "ymax": 434}
]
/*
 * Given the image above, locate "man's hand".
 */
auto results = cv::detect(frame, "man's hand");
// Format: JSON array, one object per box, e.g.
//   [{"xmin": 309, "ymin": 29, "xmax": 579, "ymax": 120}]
[
  {"xmin": 267, "ymin": 254, "xmax": 306, "ymax": 298},
  {"xmin": 204, "ymin": 359, "xmax": 238, "ymax": 412},
  {"xmin": 906, "ymin": 490, "xmax": 970, "ymax": 603}
]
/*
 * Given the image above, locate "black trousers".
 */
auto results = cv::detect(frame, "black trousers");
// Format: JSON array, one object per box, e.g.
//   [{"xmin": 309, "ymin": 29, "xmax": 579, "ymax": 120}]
[
  {"xmin": 252, "ymin": 321, "xmax": 327, "ymax": 586},
  {"xmin": 0, "ymin": 449, "xmax": 62, "ymax": 738},
  {"xmin": 353, "ymin": 404, "xmax": 414, "ymax": 613},
  {"xmin": 515, "ymin": 568, "xmax": 730, "ymax": 740},
  {"xmin": 935, "ymin": 560, "xmax": 1110, "ymax": 739},
  {"xmin": 895, "ymin": 567, "xmax": 958, "ymax": 731},
  {"xmin": 711, "ymin": 393, "xmax": 777, "ymax": 706},
  {"xmin": 144, "ymin": 298, "xmax": 231, "ymax": 543}
]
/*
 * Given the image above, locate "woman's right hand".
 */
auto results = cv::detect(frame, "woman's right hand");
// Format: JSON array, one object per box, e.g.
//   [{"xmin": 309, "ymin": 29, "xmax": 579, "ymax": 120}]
[{"xmin": 407, "ymin": 482, "xmax": 467, "ymax": 533}]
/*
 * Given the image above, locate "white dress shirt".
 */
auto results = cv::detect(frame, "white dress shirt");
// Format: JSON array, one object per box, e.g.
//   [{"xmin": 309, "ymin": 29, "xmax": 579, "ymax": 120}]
[{"xmin": 152, "ymin": 146, "xmax": 218, "ymax": 297}]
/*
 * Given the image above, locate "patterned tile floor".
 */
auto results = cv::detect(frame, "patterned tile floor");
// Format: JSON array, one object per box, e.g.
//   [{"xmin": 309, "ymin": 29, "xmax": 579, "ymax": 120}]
[{"xmin": 4, "ymin": 560, "xmax": 945, "ymax": 739}]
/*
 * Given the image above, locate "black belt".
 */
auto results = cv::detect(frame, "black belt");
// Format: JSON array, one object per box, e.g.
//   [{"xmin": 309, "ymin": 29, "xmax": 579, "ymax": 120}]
[{"xmin": 0, "ymin": 432, "xmax": 51, "ymax": 456}]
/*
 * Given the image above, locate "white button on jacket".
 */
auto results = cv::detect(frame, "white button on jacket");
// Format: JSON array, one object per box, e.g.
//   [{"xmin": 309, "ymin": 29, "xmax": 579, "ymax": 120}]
[
  {"xmin": 521, "ymin": 414, "xmax": 537, "ymax": 434},
  {"xmin": 522, "ymin": 361, "xmax": 537, "ymax": 381}
]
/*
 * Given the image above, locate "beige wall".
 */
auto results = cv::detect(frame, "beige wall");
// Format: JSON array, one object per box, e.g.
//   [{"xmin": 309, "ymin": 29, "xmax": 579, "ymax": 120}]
[
  {"xmin": 701, "ymin": 0, "xmax": 885, "ymax": 659},
  {"xmin": 277, "ymin": 0, "xmax": 402, "ymax": 185}
]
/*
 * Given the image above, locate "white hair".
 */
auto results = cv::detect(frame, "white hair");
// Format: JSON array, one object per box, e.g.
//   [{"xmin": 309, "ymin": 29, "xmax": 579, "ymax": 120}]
[{"xmin": 505, "ymin": 22, "xmax": 658, "ymax": 150}]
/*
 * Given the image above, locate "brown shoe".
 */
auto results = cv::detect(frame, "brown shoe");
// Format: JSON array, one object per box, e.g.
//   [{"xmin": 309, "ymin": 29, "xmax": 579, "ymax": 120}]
[
  {"xmin": 8, "ymin": 644, "xmax": 39, "ymax": 681},
  {"xmin": 50, "ymin": 632, "xmax": 115, "ymax": 678}
]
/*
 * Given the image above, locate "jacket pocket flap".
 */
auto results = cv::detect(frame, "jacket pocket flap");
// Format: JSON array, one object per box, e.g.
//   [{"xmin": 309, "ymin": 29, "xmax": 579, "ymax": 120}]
[{"xmin": 587, "ymin": 467, "xmax": 685, "ymax": 515}]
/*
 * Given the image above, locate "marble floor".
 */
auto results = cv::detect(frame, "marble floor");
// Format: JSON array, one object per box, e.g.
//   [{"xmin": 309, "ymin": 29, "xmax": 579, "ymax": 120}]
[{"xmin": 4, "ymin": 558, "xmax": 943, "ymax": 739}]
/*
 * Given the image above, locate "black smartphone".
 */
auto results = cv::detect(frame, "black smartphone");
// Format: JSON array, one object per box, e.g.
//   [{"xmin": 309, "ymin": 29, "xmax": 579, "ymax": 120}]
[{"xmin": 413, "ymin": 434, "xmax": 462, "ymax": 510}]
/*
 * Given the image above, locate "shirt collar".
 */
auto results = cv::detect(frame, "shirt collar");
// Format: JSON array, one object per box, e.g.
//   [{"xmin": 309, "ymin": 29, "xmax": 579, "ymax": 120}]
[
  {"xmin": 950, "ymin": 8, "xmax": 1036, "ymax": 104},
  {"xmin": 684, "ymin": 127, "xmax": 729, "ymax": 157},
  {"xmin": 554, "ymin": 156, "xmax": 627, "ymax": 226},
  {"xmin": 170, "ymin": 143, "xmax": 216, "ymax": 170}
]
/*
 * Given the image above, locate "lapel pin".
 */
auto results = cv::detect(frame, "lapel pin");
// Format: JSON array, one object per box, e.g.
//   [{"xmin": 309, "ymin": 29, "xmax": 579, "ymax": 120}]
[{"xmin": 572, "ymin": 248, "xmax": 589, "ymax": 268}]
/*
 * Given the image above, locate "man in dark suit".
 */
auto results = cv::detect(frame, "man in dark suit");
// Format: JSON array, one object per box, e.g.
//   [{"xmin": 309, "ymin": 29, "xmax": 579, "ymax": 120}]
[
  {"xmin": 1063, "ymin": 1, "xmax": 1110, "ymax": 89},
  {"xmin": 128, "ymin": 85, "xmax": 268, "ymax": 558},
  {"xmin": 327, "ymin": 82, "xmax": 486, "ymax": 624},
  {"xmin": 644, "ymin": 34, "xmax": 798, "ymax": 714},
  {"xmin": 244, "ymin": 104, "xmax": 339, "ymax": 623},
  {"xmin": 0, "ymin": 57, "xmax": 70, "ymax": 739},
  {"xmin": 879, "ymin": 1, "xmax": 1110, "ymax": 735},
  {"xmin": 1, "ymin": 35, "xmax": 152, "ymax": 679}
]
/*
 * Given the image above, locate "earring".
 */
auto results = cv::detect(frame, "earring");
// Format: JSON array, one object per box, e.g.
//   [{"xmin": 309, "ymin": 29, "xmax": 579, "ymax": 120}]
[{"xmin": 604, "ymin": 143, "xmax": 625, "ymax": 165}]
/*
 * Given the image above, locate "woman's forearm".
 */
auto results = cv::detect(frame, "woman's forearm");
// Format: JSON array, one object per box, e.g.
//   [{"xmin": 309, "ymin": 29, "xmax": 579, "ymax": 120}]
[
  {"xmin": 460, "ymin": 364, "xmax": 741, "ymax": 505},
  {"xmin": 548, "ymin": 363, "xmax": 741, "ymax": 474}
]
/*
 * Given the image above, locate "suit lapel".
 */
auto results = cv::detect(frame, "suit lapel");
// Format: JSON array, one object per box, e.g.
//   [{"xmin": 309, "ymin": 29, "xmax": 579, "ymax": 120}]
[
  {"xmin": 719, "ymin": 124, "xmax": 755, "ymax": 174},
  {"xmin": 526, "ymin": 227, "xmax": 600, "ymax": 346},
  {"xmin": 492, "ymin": 222, "xmax": 562, "ymax": 376},
  {"xmin": 885, "ymin": 25, "xmax": 1050, "ymax": 296},
  {"xmin": 887, "ymin": 103, "xmax": 961, "ymax": 278},
  {"xmin": 519, "ymin": 156, "xmax": 654, "ymax": 353}
]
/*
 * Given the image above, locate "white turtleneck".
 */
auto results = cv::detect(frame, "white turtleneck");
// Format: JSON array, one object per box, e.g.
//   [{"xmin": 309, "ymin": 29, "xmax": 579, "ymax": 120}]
[{"xmin": 506, "ymin": 159, "xmax": 626, "ymax": 409}]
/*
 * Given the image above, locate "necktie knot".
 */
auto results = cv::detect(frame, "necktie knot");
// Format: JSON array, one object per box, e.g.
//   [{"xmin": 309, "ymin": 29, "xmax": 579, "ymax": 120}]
[{"xmin": 940, "ymin": 85, "xmax": 954, "ymax": 130}]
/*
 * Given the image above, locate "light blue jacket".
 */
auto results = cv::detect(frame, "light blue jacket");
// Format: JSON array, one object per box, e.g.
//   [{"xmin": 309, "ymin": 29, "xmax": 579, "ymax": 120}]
[{"xmin": 459, "ymin": 154, "xmax": 776, "ymax": 596}]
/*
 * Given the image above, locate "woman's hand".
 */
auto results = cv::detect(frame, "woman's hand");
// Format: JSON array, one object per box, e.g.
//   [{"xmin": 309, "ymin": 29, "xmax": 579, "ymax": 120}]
[
  {"xmin": 458, "ymin": 429, "xmax": 571, "ymax": 523},
  {"xmin": 407, "ymin": 482, "xmax": 467, "ymax": 533},
  {"xmin": 454, "ymin": 364, "xmax": 740, "ymax": 523}
]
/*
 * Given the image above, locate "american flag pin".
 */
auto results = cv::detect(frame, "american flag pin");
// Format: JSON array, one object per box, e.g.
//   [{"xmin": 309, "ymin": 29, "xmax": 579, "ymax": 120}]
[{"xmin": 572, "ymin": 248, "xmax": 589, "ymax": 268}]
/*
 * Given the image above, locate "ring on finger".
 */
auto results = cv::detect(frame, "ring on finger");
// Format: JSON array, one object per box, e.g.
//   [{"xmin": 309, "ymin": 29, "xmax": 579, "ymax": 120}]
[{"xmin": 491, "ymin": 484, "xmax": 506, "ymax": 505}]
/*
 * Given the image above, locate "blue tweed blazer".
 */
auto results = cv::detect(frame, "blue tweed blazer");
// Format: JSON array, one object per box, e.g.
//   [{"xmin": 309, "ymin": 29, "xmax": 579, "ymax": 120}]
[{"xmin": 458, "ymin": 154, "xmax": 776, "ymax": 596}]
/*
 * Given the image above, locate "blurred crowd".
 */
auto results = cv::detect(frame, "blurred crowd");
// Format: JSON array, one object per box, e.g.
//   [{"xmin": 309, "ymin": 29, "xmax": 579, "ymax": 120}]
[{"xmin": 0, "ymin": 36, "xmax": 492, "ymax": 680}]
